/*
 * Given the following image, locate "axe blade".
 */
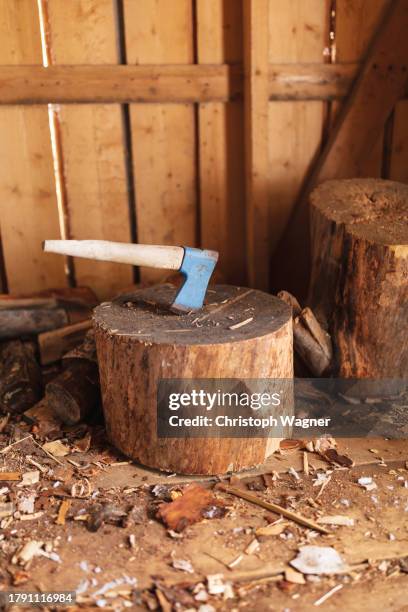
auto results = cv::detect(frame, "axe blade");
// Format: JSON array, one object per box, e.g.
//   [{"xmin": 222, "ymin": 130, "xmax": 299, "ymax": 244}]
[{"xmin": 171, "ymin": 247, "xmax": 218, "ymax": 313}]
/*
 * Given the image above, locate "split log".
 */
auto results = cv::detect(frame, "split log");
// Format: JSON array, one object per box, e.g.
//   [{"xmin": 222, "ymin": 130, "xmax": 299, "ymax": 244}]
[
  {"xmin": 278, "ymin": 291, "xmax": 332, "ymax": 376},
  {"xmin": 94, "ymin": 284, "xmax": 293, "ymax": 475},
  {"xmin": 309, "ymin": 178, "xmax": 408, "ymax": 377},
  {"xmin": 45, "ymin": 330, "xmax": 100, "ymax": 425},
  {"xmin": 0, "ymin": 287, "xmax": 97, "ymax": 339},
  {"xmin": 38, "ymin": 319, "xmax": 92, "ymax": 365},
  {"xmin": 0, "ymin": 340, "xmax": 42, "ymax": 414}
]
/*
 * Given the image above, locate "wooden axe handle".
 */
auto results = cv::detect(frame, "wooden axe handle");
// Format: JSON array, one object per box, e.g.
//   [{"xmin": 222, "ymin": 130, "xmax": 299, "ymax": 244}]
[{"xmin": 43, "ymin": 240, "xmax": 184, "ymax": 270}]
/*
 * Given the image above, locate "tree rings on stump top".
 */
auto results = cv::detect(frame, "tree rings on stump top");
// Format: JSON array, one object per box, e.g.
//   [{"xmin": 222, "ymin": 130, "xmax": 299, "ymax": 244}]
[
  {"xmin": 309, "ymin": 178, "xmax": 408, "ymax": 378},
  {"xmin": 94, "ymin": 284, "xmax": 291, "ymax": 346},
  {"xmin": 93, "ymin": 284, "xmax": 293, "ymax": 475}
]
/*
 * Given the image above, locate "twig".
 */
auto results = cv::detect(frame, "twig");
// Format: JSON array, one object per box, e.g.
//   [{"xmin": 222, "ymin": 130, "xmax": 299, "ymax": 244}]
[
  {"xmin": 217, "ymin": 485, "xmax": 329, "ymax": 535},
  {"xmin": 314, "ymin": 584, "xmax": 343, "ymax": 606},
  {"xmin": 316, "ymin": 475, "xmax": 332, "ymax": 499},
  {"xmin": 0, "ymin": 435, "xmax": 33, "ymax": 454}
]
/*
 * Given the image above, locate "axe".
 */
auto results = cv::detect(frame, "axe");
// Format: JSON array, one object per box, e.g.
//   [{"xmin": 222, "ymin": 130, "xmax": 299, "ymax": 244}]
[{"xmin": 43, "ymin": 240, "xmax": 218, "ymax": 313}]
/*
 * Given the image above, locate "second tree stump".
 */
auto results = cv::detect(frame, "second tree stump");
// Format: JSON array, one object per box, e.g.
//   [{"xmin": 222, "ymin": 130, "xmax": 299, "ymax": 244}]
[{"xmin": 309, "ymin": 179, "xmax": 408, "ymax": 377}]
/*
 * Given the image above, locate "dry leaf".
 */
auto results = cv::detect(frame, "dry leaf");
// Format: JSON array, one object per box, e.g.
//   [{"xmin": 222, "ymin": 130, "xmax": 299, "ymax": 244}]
[
  {"xmin": 156, "ymin": 484, "xmax": 227, "ymax": 532},
  {"xmin": 73, "ymin": 432, "xmax": 91, "ymax": 453}
]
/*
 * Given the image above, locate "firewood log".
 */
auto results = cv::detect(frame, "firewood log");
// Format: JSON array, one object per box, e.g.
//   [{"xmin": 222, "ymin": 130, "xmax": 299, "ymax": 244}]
[
  {"xmin": 0, "ymin": 340, "xmax": 42, "ymax": 414},
  {"xmin": 45, "ymin": 330, "xmax": 100, "ymax": 425},
  {"xmin": 309, "ymin": 178, "xmax": 408, "ymax": 377}
]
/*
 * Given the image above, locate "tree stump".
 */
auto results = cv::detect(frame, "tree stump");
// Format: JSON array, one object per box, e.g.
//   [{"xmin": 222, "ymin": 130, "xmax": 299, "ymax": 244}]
[
  {"xmin": 94, "ymin": 284, "xmax": 293, "ymax": 475},
  {"xmin": 309, "ymin": 179, "xmax": 408, "ymax": 377}
]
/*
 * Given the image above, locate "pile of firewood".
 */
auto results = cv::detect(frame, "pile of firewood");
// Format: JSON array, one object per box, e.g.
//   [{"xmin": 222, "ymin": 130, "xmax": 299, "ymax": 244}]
[{"xmin": 0, "ymin": 288, "xmax": 99, "ymax": 424}]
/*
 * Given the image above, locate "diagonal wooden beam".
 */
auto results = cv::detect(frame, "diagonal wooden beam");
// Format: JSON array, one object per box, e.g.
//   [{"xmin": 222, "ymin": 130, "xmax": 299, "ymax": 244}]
[{"xmin": 271, "ymin": 0, "xmax": 408, "ymax": 299}]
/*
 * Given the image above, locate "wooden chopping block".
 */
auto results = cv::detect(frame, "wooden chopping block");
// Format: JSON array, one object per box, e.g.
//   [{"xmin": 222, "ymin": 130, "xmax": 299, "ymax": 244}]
[
  {"xmin": 309, "ymin": 178, "xmax": 408, "ymax": 377},
  {"xmin": 94, "ymin": 284, "xmax": 293, "ymax": 475}
]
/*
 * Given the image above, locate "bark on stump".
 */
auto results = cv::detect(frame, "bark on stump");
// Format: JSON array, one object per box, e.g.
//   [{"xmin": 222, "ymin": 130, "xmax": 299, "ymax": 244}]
[
  {"xmin": 309, "ymin": 178, "xmax": 408, "ymax": 377},
  {"xmin": 94, "ymin": 284, "xmax": 293, "ymax": 475}
]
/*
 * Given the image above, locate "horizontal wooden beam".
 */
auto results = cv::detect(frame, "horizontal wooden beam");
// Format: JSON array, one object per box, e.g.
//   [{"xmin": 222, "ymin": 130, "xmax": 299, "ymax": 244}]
[{"xmin": 0, "ymin": 62, "xmax": 370, "ymax": 104}]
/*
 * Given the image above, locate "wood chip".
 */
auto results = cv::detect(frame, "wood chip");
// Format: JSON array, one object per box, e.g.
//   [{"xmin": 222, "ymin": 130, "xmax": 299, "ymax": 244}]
[
  {"xmin": 17, "ymin": 471, "xmax": 40, "ymax": 487},
  {"xmin": 42, "ymin": 440, "xmax": 70, "ymax": 458},
  {"xmin": 19, "ymin": 511, "xmax": 44, "ymax": 521},
  {"xmin": 0, "ymin": 502, "xmax": 14, "ymax": 518},
  {"xmin": 317, "ymin": 515, "xmax": 354, "ymax": 527},
  {"xmin": 56, "ymin": 499, "xmax": 71, "ymax": 525},
  {"xmin": 285, "ymin": 566, "xmax": 306, "ymax": 584},
  {"xmin": 303, "ymin": 451, "xmax": 309, "ymax": 475},
  {"xmin": 256, "ymin": 521, "xmax": 289, "ymax": 537},
  {"xmin": 245, "ymin": 538, "xmax": 260, "ymax": 555},
  {"xmin": 229, "ymin": 317, "xmax": 253, "ymax": 330},
  {"xmin": 0, "ymin": 472, "xmax": 22, "ymax": 481},
  {"xmin": 314, "ymin": 584, "xmax": 343, "ymax": 606}
]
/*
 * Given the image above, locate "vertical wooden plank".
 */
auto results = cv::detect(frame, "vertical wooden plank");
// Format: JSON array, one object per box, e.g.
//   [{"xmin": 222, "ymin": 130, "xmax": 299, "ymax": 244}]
[
  {"xmin": 243, "ymin": 0, "xmax": 270, "ymax": 290},
  {"xmin": 123, "ymin": 0, "xmax": 196, "ymax": 284},
  {"xmin": 0, "ymin": 0, "xmax": 66, "ymax": 293},
  {"xmin": 390, "ymin": 100, "xmax": 408, "ymax": 183},
  {"xmin": 334, "ymin": 0, "xmax": 390, "ymax": 176},
  {"xmin": 47, "ymin": 0, "xmax": 132, "ymax": 299},
  {"xmin": 196, "ymin": 0, "xmax": 246, "ymax": 284},
  {"xmin": 268, "ymin": 1, "xmax": 329, "ymax": 257}
]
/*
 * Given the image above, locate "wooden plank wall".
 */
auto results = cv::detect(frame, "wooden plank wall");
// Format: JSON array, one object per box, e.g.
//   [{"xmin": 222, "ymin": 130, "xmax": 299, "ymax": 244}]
[
  {"xmin": 0, "ymin": 0, "xmax": 407, "ymax": 298},
  {"xmin": 46, "ymin": 0, "xmax": 132, "ymax": 299},
  {"xmin": 0, "ymin": 0, "xmax": 66, "ymax": 294},
  {"xmin": 268, "ymin": 0, "xmax": 330, "ymax": 258},
  {"xmin": 197, "ymin": 0, "xmax": 246, "ymax": 285},
  {"xmin": 123, "ymin": 0, "xmax": 196, "ymax": 284}
]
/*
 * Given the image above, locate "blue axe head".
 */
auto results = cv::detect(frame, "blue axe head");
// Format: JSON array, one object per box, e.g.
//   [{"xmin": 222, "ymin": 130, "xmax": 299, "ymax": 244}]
[{"xmin": 172, "ymin": 247, "xmax": 218, "ymax": 313}]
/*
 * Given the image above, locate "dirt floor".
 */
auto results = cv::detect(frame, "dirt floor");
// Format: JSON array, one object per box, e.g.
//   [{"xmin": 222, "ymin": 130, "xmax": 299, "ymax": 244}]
[{"xmin": 0, "ymin": 409, "xmax": 408, "ymax": 611}]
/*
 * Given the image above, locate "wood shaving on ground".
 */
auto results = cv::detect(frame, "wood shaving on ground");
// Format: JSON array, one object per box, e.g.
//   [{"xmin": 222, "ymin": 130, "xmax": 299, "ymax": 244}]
[
  {"xmin": 42, "ymin": 440, "xmax": 70, "ymax": 458},
  {"xmin": 290, "ymin": 546, "xmax": 349, "ymax": 575}
]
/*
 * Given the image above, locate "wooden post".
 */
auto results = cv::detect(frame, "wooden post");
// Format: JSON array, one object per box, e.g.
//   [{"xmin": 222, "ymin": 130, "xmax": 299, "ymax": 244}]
[
  {"xmin": 94, "ymin": 285, "xmax": 293, "ymax": 475},
  {"xmin": 243, "ymin": 0, "xmax": 270, "ymax": 289}
]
